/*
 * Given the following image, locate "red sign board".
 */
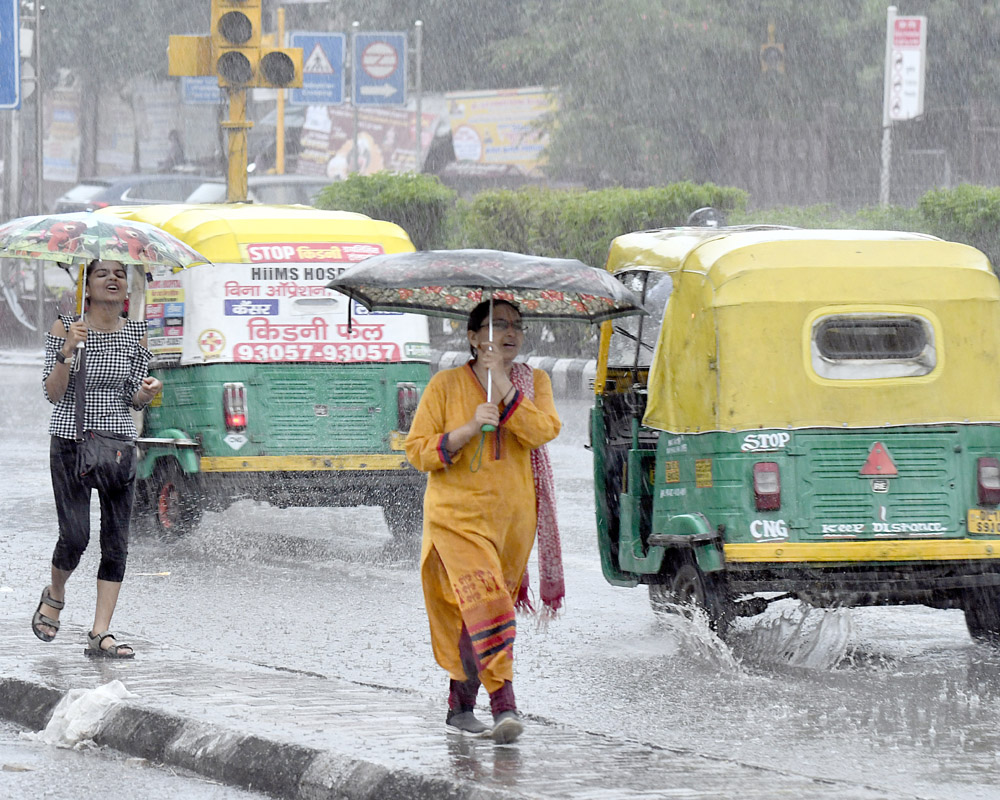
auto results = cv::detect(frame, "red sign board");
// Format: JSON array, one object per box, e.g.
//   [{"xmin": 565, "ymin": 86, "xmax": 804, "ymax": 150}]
[{"xmin": 893, "ymin": 18, "xmax": 923, "ymax": 49}]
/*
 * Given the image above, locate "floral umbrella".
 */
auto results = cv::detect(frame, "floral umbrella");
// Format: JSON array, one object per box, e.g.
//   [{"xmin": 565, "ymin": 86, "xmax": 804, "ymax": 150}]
[
  {"xmin": 0, "ymin": 211, "xmax": 210, "ymax": 270},
  {"xmin": 326, "ymin": 249, "xmax": 645, "ymax": 324},
  {"xmin": 328, "ymin": 248, "xmax": 646, "ymax": 416}
]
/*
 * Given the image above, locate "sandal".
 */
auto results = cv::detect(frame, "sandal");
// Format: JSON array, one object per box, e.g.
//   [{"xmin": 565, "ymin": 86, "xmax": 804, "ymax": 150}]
[
  {"xmin": 31, "ymin": 586, "xmax": 64, "ymax": 642},
  {"xmin": 84, "ymin": 630, "xmax": 135, "ymax": 660}
]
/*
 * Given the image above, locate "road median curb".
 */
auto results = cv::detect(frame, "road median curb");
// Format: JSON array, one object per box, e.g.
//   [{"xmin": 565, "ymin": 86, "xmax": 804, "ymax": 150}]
[{"xmin": 1, "ymin": 676, "xmax": 521, "ymax": 800}]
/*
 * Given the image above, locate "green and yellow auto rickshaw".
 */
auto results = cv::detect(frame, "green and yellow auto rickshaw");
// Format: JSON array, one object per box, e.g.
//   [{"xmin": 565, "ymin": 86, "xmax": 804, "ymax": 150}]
[
  {"xmin": 592, "ymin": 226, "xmax": 1000, "ymax": 640},
  {"xmin": 100, "ymin": 203, "xmax": 431, "ymax": 537}
]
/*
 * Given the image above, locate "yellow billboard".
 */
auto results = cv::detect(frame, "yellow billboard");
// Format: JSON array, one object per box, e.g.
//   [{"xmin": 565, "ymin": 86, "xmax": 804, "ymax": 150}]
[{"xmin": 445, "ymin": 87, "xmax": 557, "ymax": 176}]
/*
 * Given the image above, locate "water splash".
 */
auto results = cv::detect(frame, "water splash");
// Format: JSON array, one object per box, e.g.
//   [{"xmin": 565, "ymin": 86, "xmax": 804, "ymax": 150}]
[
  {"xmin": 652, "ymin": 602, "xmax": 743, "ymax": 674},
  {"xmin": 736, "ymin": 602, "xmax": 855, "ymax": 671}
]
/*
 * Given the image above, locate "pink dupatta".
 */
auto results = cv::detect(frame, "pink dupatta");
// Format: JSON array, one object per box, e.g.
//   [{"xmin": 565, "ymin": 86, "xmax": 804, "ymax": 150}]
[{"xmin": 510, "ymin": 362, "xmax": 564, "ymax": 616}]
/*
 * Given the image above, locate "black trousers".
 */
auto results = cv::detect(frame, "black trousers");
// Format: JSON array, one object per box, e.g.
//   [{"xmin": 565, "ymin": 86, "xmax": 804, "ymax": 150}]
[{"xmin": 49, "ymin": 436, "xmax": 134, "ymax": 582}]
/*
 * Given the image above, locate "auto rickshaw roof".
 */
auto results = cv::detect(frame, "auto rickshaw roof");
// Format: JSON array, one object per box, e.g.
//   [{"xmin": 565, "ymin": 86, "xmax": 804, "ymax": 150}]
[
  {"xmin": 607, "ymin": 227, "xmax": 993, "ymax": 291},
  {"xmin": 98, "ymin": 203, "xmax": 414, "ymax": 265}
]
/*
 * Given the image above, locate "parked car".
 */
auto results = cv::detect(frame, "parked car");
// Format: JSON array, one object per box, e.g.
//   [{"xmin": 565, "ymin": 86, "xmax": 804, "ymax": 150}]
[
  {"xmin": 52, "ymin": 174, "xmax": 210, "ymax": 213},
  {"xmin": 184, "ymin": 175, "xmax": 331, "ymax": 206}
]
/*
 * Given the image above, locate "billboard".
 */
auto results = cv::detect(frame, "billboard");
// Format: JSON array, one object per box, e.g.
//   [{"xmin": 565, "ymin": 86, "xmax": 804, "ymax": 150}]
[{"xmin": 445, "ymin": 87, "xmax": 557, "ymax": 176}]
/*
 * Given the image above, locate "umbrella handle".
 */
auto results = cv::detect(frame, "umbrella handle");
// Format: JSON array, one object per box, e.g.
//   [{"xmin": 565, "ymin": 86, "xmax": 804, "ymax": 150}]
[
  {"xmin": 480, "ymin": 302, "xmax": 497, "ymax": 433},
  {"xmin": 482, "ymin": 355, "xmax": 496, "ymax": 432}
]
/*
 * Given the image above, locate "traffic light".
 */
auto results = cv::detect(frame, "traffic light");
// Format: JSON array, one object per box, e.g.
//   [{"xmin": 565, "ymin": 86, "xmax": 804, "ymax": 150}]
[
  {"xmin": 208, "ymin": 0, "xmax": 302, "ymax": 88},
  {"xmin": 258, "ymin": 48, "xmax": 303, "ymax": 88},
  {"xmin": 211, "ymin": 0, "xmax": 262, "ymax": 87}
]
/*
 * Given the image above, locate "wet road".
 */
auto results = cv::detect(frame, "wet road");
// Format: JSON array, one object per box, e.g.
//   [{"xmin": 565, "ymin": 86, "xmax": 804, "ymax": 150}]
[{"xmin": 3, "ymin": 361, "xmax": 1000, "ymax": 799}]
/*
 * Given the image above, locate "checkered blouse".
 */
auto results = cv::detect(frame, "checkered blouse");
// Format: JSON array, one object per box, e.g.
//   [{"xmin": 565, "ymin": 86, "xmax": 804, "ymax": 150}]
[{"xmin": 43, "ymin": 315, "xmax": 153, "ymax": 440}]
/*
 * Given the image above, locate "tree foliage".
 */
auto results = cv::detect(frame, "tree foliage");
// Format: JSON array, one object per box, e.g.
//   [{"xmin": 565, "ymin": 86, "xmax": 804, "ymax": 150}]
[
  {"xmin": 314, "ymin": 172, "xmax": 456, "ymax": 251},
  {"xmin": 41, "ymin": 1, "xmax": 201, "ymax": 91}
]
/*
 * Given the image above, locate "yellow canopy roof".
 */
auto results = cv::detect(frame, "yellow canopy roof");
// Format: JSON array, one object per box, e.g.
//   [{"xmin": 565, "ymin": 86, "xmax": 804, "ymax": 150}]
[
  {"xmin": 100, "ymin": 203, "xmax": 414, "ymax": 265},
  {"xmin": 606, "ymin": 228, "xmax": 1000, "ymax": 431}
]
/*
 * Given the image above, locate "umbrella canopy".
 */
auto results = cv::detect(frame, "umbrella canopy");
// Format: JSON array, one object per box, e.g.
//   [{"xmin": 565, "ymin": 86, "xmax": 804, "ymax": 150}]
[
  {"xmin": 0, "ymin": 211, "xmax": 210, "ymax": 270},
  {"xmin": 326, "ymin": 249, "xmax": 646, "ymax": 323}
]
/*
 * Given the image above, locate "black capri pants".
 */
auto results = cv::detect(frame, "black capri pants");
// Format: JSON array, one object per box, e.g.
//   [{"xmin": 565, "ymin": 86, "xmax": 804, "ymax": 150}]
[{"xmin": 49, "ymin": 435, "xmax": 134, "ymax": 582}]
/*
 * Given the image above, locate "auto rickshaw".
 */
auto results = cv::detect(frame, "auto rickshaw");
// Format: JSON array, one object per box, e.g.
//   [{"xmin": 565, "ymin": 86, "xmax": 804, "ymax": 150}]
[
  {"xmin": 592, "ymin": 225, "xmax": 1000, "ymax": 640},
  {"xmin": 98, "ymin": 204, "xmax": 431, "ymax": 537}
]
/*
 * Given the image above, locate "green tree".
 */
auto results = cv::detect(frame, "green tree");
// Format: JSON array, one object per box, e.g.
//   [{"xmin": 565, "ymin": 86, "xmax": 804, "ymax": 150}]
[
  {"xmin": 40, "ymin": 0, "xmax": 204, "ymax": 173},
  {"xmin": 493, "ymin": 1, "xmax": 895, "ymax": 187}
]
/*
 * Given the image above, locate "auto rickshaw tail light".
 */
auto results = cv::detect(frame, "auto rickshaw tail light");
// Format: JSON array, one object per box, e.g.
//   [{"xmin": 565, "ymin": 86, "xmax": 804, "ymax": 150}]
[
  {"xmin": 223, "ymin": 382, "xmax": 248, "ymax": 431},
  {"xmin": 977, "ymin": 457, "xmax": 1000, "ymax": 505},
  {"xmin": 753, "ymin": 461, "xmax": 781, "ymax": 511},
  {"xmin": 397, "ymin": 382, "xmax": 419, "ymax": 431}
]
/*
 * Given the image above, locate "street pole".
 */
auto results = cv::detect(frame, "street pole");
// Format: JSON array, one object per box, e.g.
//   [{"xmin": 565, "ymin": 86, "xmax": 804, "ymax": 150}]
[
  {"xmin": 879, "ymin": 5, "xmax": 896, "ymax": 207},
  {"xmin": 223, "ymin": 87, "xmax": 250, "ymax": 202},
  {"xmin": 414, "ymin": 19, "xmax": 422, "ymax": 172},
  {"xmin": 8, "ymin": 108, "xmax": 19, "ymax": 216},
  {"xmin": 275, "ymin": 6, "xmax": 285, "ymax": 175},
  {"xmin": 33, "ymin": 0, "xmax": 44, "ymax": 336},
  {"xmin": 351, "ymin": 20, "xmax": 359, "ymax": 173},
  {"xmin": 32, "ymin": 0, "xmax": 41, "ymax": 213}
]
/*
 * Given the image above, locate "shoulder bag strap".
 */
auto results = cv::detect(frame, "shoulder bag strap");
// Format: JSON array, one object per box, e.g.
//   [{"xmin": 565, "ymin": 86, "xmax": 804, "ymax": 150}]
[{"xmin": 74, "ymin": 346, "xmax": 86, "ymax": 441}]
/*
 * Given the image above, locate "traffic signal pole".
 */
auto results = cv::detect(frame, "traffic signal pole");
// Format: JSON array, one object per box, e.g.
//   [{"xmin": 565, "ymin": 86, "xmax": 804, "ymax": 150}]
[{"xmin": 223, "ymin": 88, "xmax": 251, "ymax": 201}]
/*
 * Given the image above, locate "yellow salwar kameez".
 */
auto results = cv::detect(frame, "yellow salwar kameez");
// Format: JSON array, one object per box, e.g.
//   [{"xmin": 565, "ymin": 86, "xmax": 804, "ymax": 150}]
[{"xmin": 404, "ymin": 362, "xmax": 561, "ymax": 694}]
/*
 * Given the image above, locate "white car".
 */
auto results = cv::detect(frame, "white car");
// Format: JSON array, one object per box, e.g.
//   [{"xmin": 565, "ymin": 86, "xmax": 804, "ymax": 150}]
[{"xmin": 184, "ymin": 175, "xmax": 331, "ymax": 206}]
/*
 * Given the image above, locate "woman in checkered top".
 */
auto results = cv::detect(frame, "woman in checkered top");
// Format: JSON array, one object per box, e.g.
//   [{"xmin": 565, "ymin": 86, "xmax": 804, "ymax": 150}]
[{"xmin": 32, "ymin": 259, "xmax": 162, "ymax": 659}]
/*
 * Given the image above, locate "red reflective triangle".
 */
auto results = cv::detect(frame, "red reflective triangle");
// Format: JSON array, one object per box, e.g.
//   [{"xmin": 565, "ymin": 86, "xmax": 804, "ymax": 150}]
[{"xmin": 860, "ymin": 442, "xmax": 898, "ymax": 476}]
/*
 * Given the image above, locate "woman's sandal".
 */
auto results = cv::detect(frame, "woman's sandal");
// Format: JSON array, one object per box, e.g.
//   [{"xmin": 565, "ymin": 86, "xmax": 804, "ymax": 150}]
[
  {"xmin": 84, "ymin": 630, "xmax": 135, "ymax": 660},
  {"xmin": 31, "ymin": 586, "xmax": 64, "ymax": 642}
]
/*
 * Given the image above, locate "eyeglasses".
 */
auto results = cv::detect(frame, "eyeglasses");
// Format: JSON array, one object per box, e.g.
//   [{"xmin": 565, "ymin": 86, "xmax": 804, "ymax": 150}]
[{"xmin": 480, "ymin": 320, "xmax": 527, "ymax": 333}]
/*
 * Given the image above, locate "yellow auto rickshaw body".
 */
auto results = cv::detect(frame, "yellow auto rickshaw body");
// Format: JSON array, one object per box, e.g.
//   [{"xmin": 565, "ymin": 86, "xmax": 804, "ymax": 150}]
[
  {"xmin": 592, "ymin": 225, "xmax": 1000, "ymax": 639},
  {"xmin": 98, "ymin": 203, "xmax": 431, "ymax": 538}
]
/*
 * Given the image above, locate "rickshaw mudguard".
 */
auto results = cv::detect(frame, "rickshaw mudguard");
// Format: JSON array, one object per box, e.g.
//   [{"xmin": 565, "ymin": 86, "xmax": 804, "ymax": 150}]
[
  {"xmin": 619, "ymin": 512, "xmax": 725, "ymax": 575},
  {"xmin": 136, "ymin": 428, "xmax": 201, "ymax": 479}
]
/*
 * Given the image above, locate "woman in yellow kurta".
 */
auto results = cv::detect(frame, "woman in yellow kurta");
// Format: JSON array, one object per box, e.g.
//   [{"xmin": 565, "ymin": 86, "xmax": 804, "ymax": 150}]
[{"xmin": 405, "ymin": 300, "xmax": 561, "ymax": 744}]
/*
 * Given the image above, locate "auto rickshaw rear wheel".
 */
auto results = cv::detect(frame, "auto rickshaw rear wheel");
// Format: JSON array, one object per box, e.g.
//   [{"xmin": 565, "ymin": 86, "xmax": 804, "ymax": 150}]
[
  {"xmin": 960, "ymin": 587, "xmax": 1000, "ymax": 645},
  {"xmin": 650, "ymin": 559, "xmax": 732, "ymax": 636},
  {"xmin": 382, "ymin": 490, "xmax": 424, "ymax": 539},
  {"xmin": 153, "ymin": 461, "xmax": 204, "ymax": 538}
]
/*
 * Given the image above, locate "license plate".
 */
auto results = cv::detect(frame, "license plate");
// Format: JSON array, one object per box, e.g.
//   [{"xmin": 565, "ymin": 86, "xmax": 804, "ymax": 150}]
[{"xmin": 968, "ymin": 508, "xmax": 1000, "ymax": 534}]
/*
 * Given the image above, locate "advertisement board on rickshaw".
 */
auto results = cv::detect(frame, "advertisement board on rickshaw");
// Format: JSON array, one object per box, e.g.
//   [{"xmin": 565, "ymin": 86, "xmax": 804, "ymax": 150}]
[
  {"xmin": 592, "ymin": 224, "xmax": 1000, "ymax": 643},
  {"xmin": 103, "ymin": 204, "xmax": 431, "ymax": 538}
]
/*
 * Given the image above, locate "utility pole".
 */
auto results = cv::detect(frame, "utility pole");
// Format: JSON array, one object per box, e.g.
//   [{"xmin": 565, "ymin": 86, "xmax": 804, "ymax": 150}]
[
  {"xmin": 31, "ymin": 0, "xmax": 44, "ymax": 336},
  {"xmin": 351, "ymin": 20, "xmax": 359, "ymax": 174},
  {"xmin": 414, "ymin": 20, "xmax": 422, "ymax": 172}
]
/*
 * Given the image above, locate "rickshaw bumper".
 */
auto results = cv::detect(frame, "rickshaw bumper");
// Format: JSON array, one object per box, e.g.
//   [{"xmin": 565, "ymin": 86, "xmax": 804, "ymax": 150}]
[
  {"xmin": 195, "ymin": 467, "xmax": 425, "ymax": 510},
  {"xmin": 725, "ymin": 560, "xmax": 1000, "ymax": 609}
]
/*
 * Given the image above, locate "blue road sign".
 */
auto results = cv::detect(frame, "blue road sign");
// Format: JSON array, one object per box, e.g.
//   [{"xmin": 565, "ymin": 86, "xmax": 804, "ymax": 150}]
[
  {"xmin": 352, "ymin": 32, "xmax": 406, "ymax": 107},
  {"xmin": 181, "ymin": 76, "xmax": 222, "ymax": 105},
  {"xmin": 290, "ymin": 32, "xmax": 345, "ymax": 106},
  {"xmin": 0, "ymin": 0, "xmax": 21, "ymax": 110}
]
